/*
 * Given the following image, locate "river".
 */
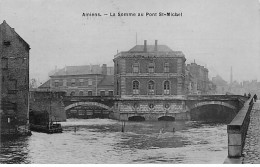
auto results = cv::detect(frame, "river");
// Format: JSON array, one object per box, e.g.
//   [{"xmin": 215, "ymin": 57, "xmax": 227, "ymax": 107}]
[{"xmin": 0, "ymin": 119, "xmax": 228, "ymax": 164}]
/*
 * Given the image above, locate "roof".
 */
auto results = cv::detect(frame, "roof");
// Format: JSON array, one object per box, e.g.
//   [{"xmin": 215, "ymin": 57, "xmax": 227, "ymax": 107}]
[
  {"xmin": 129, "ymin": 45, "xmax": 173, "ymax": 52},
  {"xmin": 38, "ymin": 80, "xmax": 51, "ymax": 89},
  {"xmin": 51, "ymin": 65, "xmax": 102, "ymax": 76},
  {"xmin": 98, "ymin": 75, "xmax": 114, "ymax": 86},
  {"xmin": 0, "ymin": 20, "xmax": 30, "ymax": 50}
]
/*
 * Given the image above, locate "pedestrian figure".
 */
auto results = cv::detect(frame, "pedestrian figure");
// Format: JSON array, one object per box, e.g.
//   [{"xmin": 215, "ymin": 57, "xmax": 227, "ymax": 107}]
[
  {"xmin": 254, "ymin": 94, "xmax": 257, "ymax": 102},
  {"xmin": 244, "ymin": 93, "xmax": 247, "ymax": 97},
  {"xmin": 173, "ymin": 127, "xmax": 175, "ymax": 132},
  {"xmin": 121, "ymin": 121, "xmax": 125, "ymax": 132},
  {"xmin": 74, "ymin": 126, "xmax": 77, "ymax": 133},
  {"xmin": 248, "ymin": 93, "xmax": 251, "ymax": 99}
]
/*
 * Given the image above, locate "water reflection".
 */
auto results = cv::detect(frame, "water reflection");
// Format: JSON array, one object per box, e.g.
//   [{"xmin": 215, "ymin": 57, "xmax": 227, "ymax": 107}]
[{"xmin": 0, "ymin": 119, "xmax": 227, "ymax": 164}]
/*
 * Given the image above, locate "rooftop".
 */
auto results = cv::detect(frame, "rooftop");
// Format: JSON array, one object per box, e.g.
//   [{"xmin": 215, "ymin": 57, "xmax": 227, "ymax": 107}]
[{"xmin": 50, "ymin": 65, "xmax": 113, "ymax": 77}]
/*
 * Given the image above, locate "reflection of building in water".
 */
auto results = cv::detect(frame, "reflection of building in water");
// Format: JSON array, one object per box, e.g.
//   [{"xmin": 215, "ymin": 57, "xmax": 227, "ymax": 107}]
[
  {"xmin": 0, "ymin": 20, "xmax": 30, "ymax": 135},
  {"xmin": 113, "ymin": 40, "xmax": 187, "ymax": 121}
]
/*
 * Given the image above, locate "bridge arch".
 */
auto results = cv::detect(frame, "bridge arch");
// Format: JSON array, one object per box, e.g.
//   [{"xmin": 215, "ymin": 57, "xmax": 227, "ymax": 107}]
[
  {"xmin": 189, "ymin": 101, "xmax": 237, "ymax": 122},
  {"xmin": 158, "ymin": 116, "xmax": 175, "ymax": 121},
  {"xmin": 189, "ymin": 101, "xmax": 236, "ymax": 111},
  {"xmin": 128, "ymin": 116, "xmax": 145, "ymax": 121},
  {"xmin": 65, "ymin": 102, "xmax": 111, "ymax": 111}
]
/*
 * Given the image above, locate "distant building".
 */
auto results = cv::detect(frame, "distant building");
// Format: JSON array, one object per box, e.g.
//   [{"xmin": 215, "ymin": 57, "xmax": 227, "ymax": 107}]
[
  {"xmin": 113, "ymin": 40, "xmax": 187, "ymax": 121},
  {"xmin": 212, "ymin": 75, "xmax": 229, "ymax": 94},
  {"xmin": 186, "ymin": 62, "xmax": 209, "ymax": 94},
  {"xmin": 39, "ymin": 64, "xmax": 114, "ymax": 96},
  {"xmin": 0, "ymin": 20, "xmax": 30, "ymax": 134}
]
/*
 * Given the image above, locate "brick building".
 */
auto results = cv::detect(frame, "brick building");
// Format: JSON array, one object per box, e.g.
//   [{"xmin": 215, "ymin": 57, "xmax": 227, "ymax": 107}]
[
  {"xmin": 112, "ymin": 40, "xmax": 188, "ymax": 121},
  {"xmin": 186, "ymin": 62, "xmax": 209, "ymax": 94},
  {"xmin": 38, "ymin": 64, "xmax": 114, "ymax": 119},
  {"xmin": 39, "ymin": 64, "xmax": 114, "ymax": 96},
  {"xmin": 0, "ymin": 20, "xmax": 30, "ymax": 134}
]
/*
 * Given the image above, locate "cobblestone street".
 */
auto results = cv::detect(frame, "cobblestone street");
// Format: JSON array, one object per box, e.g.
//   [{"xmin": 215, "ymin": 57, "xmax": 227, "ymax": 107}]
[{"xmin": 242, "ymin": 100, "xmax": 260, "ymax": 164}]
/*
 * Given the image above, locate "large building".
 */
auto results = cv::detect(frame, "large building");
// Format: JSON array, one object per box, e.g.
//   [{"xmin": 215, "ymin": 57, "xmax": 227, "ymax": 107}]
[
  {"xmin": 39, "ymin": 64, "xmax": 114, "ymax": 96},
  {"xmin": 112, "ymin": 40, "xmax": 188, "ymax": 121},
  {"xmin": 0, "ymin": 20, "xmax": 30, "ymax": 134},
  {"xmin": 38, "ymin": 64, "xmax": 114, "ymax": 119}
]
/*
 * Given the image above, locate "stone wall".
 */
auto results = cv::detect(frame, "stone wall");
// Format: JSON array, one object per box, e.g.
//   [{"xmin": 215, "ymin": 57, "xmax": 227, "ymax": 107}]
[
  {"xmin": 29, "ymin": 91, "xmax": 66, "ymax": 122},
  {"xmin": 113, "ymin": 99, "xmax": 188, "ymax": 121}
]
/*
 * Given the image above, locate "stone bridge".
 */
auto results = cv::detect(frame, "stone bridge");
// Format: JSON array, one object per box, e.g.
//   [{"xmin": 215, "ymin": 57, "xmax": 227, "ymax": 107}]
[
  {"xmin": 62, "ymin": 96, "xmax": 115, "ymax": 119},
  {"xmin": 186, "ymin": 95, "xmax": 249, "ymax": 122},
  {"xmin": 62, "ymin": 95, "xmax": 248, "ymax": 121}
]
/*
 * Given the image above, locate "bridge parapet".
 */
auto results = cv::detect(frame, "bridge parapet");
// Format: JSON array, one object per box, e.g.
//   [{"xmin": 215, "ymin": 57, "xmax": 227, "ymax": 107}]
[
  {"xmin": 187, "ymin": 95, "xmax": 248, "ymax": 101},
  {"xmin": 227, "ymin": 96, "xmax": 254, "ymax": 158}
]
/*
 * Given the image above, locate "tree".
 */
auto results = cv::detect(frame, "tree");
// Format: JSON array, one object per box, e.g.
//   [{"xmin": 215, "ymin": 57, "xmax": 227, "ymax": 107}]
[{"xmin": 29, "ymin": 78, "xmax": 37, "ymax": 88}]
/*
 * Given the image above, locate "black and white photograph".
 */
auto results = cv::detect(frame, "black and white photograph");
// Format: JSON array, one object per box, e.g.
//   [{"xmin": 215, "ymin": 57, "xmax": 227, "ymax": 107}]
[{"xmin": 0, "ymin": 0, "xmax": 259, "ymax": 164}]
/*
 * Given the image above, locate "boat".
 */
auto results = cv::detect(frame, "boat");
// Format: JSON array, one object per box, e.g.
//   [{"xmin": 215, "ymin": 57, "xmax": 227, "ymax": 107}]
[
  {"xmin": 29, "ymin": 110, "xmax": 63, "ymax": 134},
  {"xmin": 30, "ymin": 122, "xmax": 62, "ymax": 134}
]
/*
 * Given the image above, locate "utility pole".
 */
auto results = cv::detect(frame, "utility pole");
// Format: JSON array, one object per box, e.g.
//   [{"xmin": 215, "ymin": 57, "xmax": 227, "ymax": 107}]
[{"xmin": 136, "ymin": 32, "xmax": 137, "ymax": 45}]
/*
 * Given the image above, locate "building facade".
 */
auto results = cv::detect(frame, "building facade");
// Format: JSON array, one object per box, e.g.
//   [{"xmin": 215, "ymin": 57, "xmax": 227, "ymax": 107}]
[
  {"xmin": 112, "ymin": 40, "xmax": 188, "ymax": 121},
  {"xmin": 0, "ymin": 20, "xmax": 30, "ymax": 134},
  {"xmin": 212, "ymin": 75, "xmax": 229, "ymax": 94},
  {"xmin": 186, "ymin": 62, "xmax": 209, "ymax": 94},
  {"xmin": 38, "ymin": 64, "xmax": 114, "ymax": 119},
  {"xmin": 39, "ymin": 64, "xmax": 114, "ymax": 97}
]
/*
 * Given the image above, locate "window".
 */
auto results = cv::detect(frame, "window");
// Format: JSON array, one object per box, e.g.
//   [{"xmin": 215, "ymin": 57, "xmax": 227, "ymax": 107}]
[
  {"xmin": 63, "ymin": 80, "xmax": 67, "ymax": 86},
  {"xmin": 71, "ymin": 79, "xmax": 76, "ymax": 87},
  {"xmin": 148, "ymin": 62, "xmax": 155, "ymax": 73},
  {"xmin": 108, "ymin": 91, "xmax": 113, "ymax": 96},
  {"xmin": 79, "ymin": 79, "xmax": 84, "ymax": 86},
  {"xmin": 3, "ymin": 41, "xmax": 11, "ymax": 46},
  {"xmin": 79, "ymin": 91, "xmax": 83, "ymax": 96},
  {"xmin": 54, "ymin": 80, "xmax": 59, "ymax": 87},
  {"xmin": 88, "ymin": 79, "xmax": 93, "ymax": 86},
  {"xmin": 88, "ymin": 91, "xmax": 92, "ymax": 96},
  {"xmin": 8, "ymin": 80, "xmax": 17, "ymax": 94},
  {"xmin": 100, "ymin": 91, "xmax": 105, "ymax": 96},
  {"xmin": 1, "ymin": 58, "xmax": 8, "ymax": 69},
  {"xmin": 148, "ymin": 80, "xmax": 155, "ymax": 95},
  {"xmin": 133, "ymin": 63, "xmax": 139, "ymax": 73},
  {"xmin": 70, "ymin": 91, "xmax": 75, "ymax": 96},
  {"xmin": 164, "ymin": 81, "xmax": 170, "ymax": 95},
  {"xmin": 164, "ymin": 62, "xmax": 170, "ymax": 73},
  {"xmin": 133, "ymin": 81, "xmax": 139, "ymax": 95},
  {"xmin": 117, "ymin": 81, "xmax": 120, "ymax": 95}
]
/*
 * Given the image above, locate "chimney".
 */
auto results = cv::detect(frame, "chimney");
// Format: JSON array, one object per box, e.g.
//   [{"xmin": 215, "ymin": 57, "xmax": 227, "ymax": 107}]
[
  {"xmin": 102, "ymin": 64, "xmax": 107, "ymax": 75},
  {"xmin": 144, "ymin": 40, "xmax": 147, "ymax": 52},
  {"xmin": 154, "ymin": 40, "xmax": 158, "ymax": 52}
]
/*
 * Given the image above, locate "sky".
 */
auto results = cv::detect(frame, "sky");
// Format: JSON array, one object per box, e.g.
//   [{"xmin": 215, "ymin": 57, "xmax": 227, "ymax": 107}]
[{"xmin": 0, "ymin": 0, "xmax": 259, "ymax": 84}]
